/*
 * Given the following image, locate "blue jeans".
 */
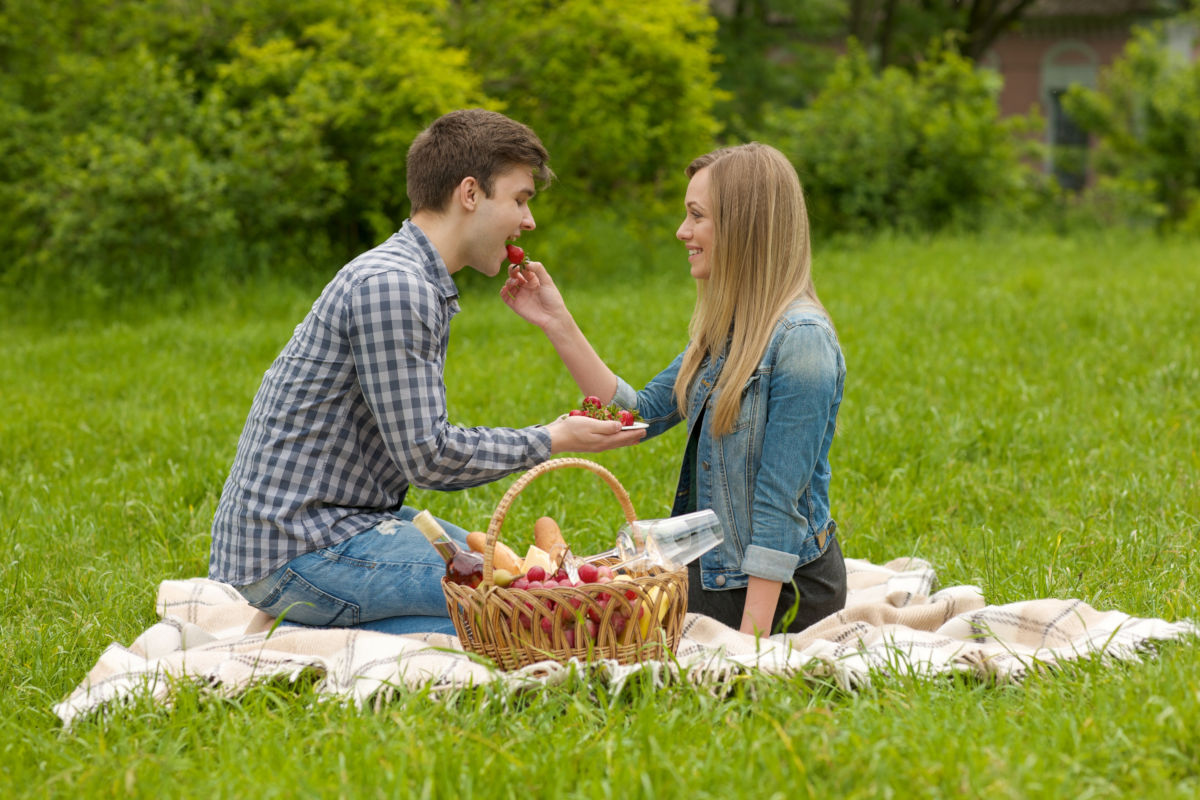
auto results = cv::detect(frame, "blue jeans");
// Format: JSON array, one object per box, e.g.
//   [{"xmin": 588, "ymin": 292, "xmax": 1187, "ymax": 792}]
[{"xmin": 236, "ymin": 507, "xmax": 464, "ymax": 636}]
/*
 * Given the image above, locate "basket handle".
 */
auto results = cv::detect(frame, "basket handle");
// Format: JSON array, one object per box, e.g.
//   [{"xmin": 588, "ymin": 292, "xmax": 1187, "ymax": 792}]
[{"xmin": 483, "ymin": 457, "xmax": 638, "ymax": 582}]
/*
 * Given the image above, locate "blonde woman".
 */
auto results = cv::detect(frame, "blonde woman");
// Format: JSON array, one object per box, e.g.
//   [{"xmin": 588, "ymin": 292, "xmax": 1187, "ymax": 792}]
[{"xmin": 502, "ymin": 143, "xmax": 847, "ymax": 635}]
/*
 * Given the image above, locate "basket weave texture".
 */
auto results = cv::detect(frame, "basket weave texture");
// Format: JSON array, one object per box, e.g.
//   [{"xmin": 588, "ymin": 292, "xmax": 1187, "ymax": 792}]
[{"xmin": 441, "ymin": 457, "xmax": 688, "ymax": 670}]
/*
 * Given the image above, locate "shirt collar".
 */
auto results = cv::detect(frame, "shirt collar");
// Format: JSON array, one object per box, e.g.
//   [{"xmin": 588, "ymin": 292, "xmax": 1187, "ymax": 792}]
[{"xmin": 400, "ymin": 219, "xmax": 460, "ymax": 302}]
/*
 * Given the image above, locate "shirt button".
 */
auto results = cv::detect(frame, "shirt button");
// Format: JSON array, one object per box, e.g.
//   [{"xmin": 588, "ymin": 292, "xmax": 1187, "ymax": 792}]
[
  {"xmin": 701, "ymin": 461, "xmax": 710, "ymax": 470},
  {"xmin": 714, "ymin": 575, "xmax": 726, "ymax": 587}
]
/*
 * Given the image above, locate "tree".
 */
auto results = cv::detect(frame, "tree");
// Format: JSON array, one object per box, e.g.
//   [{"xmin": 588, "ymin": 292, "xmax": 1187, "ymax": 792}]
[
  {"xmin": 707, "ymin": 0, "xmax": 845, "ymax": 138},
  {"xmin": 707, "ymin": 0, "xmax": 1042, "ymax": 137},
  {"xmin": 1063, "ymin": 21, "xmax": 1200, "ymax": 231},
  {"xmin": 760, "ymin": 41, "xmax": 1042, "ymax": 233},
  {"xmin": 0, "ymin": 0, "xmax": 727, "ymax": 294},
  {"xmin": 0, "ymin": 0, "xmax": 491, "ymax": 293},
  {"xmin": 444, "ymin": 0, "xmax": 722, "ymax": 218},
  {"xmin": 847, "ymin": 0, "xmax": 1039, "ymax": 69}
]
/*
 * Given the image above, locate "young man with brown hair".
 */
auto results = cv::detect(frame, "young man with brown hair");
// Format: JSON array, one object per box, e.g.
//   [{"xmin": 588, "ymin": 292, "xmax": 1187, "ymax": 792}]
[{"xmin": 209, "ymin": 109, "xmax": 643, "ymax": 634}]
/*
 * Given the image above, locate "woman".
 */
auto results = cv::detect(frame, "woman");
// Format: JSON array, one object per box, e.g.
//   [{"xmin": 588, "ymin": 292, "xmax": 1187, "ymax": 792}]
[{"xmin": 502, "ymin": 143, "xmax": 846, "ymax": 635}]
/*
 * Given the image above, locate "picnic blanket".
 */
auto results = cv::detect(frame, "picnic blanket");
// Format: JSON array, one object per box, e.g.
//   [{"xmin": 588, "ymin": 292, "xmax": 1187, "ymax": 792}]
[{"xmin": 54, "ymin": 557, "xmax": 1197, "ymax": 727}]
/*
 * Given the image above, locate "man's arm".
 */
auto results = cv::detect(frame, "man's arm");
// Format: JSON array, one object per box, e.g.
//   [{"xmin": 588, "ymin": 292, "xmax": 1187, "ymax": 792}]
[
  {"xmin": 350, "ymin": 271, "xmax": 642, "ymax": 487},
  {"xmin": 349, "ymin": 271, "xmax": 550, "ymax": 488}
]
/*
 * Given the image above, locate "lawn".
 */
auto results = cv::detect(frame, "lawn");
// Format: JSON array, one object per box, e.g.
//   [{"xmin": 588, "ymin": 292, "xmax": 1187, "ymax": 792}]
[{"xmin": 2, "ymin": 231, "xmax": 1198, "ymax": 798}]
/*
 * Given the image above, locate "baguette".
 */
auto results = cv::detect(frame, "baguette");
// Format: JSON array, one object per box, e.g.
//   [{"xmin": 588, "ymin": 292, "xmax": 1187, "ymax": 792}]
[
  {"xmin": 534, "ymin": 516, "xmax": 569, "ymax": 568},
  {"xmin": 465, "ymin": 531, "xmax": 522, "ymax": 574}
]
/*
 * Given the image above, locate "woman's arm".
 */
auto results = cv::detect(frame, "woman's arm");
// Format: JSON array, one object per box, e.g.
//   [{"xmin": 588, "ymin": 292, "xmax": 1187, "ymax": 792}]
[
  {"xmin": 740, "ymin": 321, "xmax": 843, "ymax": 627},
  {"xmin": 501, "ymin": 262, "xmax": 618, "ymax": 403},
  {"xmin": 740, "ymin": 576, "xmax": 783, "ymax": 636}
]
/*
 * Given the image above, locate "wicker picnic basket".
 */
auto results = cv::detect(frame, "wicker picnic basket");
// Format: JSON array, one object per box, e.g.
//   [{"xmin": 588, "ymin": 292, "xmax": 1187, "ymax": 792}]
[{"xmin": 440, "ymin": 457, "xmax": 688, "ymax": 670}]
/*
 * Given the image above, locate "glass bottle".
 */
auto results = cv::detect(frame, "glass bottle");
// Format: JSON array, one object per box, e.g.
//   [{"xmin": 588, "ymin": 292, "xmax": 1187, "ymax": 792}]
[{"xmin": 413, "ymin": 510, "xmax": 484, "ymax": 588}]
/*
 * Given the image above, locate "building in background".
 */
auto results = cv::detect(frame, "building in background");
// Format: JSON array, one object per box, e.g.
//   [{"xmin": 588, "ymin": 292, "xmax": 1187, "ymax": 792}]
[{"xmin": 981, "ymin": 0, "xmax": 1198, "ymax": 189}]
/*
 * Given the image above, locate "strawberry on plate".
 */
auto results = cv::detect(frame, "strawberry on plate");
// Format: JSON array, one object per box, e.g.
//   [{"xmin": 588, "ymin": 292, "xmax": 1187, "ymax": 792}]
[{"xmin": 567, "ymin": 397, "xmax": 645, "ymax": 429}]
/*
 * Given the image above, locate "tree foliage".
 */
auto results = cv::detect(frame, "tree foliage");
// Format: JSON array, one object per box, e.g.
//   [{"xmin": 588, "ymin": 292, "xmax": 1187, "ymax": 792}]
[
  {"xmin": 846, "ymin": 0, "xmax": 1039, "ymax": 67},
  {"xmin": 1063, "ymin": 22, "xmax": 1200, "ymax": 232},
  {"xmin": 0, "ymin": 0, "xmax": 721, "ymax": 293},
  {"xmin": 760, "ymin": 41, "xmax": 1042, "ymax": 234},
  {"xmin": 707, "ymin": 0, "xmax": 845, "ymax": 138},
  {"xmin": 445, "ymin": 0, "xmax": 722, "ymax": 218},
  {"xmin": 3, "ymin": 0, "xmax": 1194, "ymax": 298},
  {"xmin": 707, "ymin": 0, "xmax": 1042, "ymax": 138}
]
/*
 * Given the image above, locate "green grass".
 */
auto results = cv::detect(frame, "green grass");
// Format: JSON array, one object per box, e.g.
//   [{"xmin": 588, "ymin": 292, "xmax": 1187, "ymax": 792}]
[{"xmin": 2, "ymin": 231, "xmax": 1198, "ymax": 797}]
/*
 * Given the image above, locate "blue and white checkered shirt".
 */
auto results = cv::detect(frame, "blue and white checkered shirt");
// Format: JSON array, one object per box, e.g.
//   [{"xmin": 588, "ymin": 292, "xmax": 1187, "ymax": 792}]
[{"xmin": 209, "ymin": 220, "xmax": 552, "ymax": 585}]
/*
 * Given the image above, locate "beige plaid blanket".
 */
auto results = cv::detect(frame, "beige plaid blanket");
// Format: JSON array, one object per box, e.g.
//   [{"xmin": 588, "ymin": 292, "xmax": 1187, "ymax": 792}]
[{"xmin": 54, "ymin": 557, "xmax": 1197, "ymax": 726}]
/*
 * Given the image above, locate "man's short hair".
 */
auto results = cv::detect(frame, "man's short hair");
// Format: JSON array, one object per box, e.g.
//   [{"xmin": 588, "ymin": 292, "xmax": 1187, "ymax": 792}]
[{"xmin": 406, "ymin": 108, "xmax": 554, "ymax": 214}]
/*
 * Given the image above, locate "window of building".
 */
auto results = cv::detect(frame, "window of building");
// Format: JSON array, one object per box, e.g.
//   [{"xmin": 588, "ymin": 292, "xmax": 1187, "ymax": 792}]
[{"xmin": 1041, "ymin": 41, "xmax": 1099, "ymax": 191}]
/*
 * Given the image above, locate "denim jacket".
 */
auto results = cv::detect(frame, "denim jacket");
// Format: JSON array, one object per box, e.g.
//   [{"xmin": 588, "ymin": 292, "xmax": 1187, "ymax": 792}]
[{"xmin": 613, "ymin": 303, "xmax": 845, "ymax": 591}]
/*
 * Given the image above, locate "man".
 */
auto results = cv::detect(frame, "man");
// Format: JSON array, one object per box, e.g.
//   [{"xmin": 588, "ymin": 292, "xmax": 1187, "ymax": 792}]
[{"xmin": 209, "ymin": 109, "xmax": 643, "ymax": 634}]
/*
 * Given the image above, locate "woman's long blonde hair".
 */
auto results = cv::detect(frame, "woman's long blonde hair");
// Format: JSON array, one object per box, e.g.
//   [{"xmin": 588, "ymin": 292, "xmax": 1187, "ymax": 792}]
[{"xmin": 673, "ymin": 143, "xmax": 827, "ymax": 437}]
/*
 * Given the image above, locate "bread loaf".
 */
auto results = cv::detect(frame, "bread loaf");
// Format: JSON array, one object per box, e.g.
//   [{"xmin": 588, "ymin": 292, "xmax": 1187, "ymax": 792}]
[
  {"xmin": 465, "ymin": 531, "xmax": 522, "ymax": 573},
  {"xmin": 534, "ymin": 516, "xmax": 569, "ymax": 568}
]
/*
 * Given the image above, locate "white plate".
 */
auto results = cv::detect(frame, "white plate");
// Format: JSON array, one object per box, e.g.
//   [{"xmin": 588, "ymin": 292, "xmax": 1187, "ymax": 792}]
[{"xmin": 621, "ymin": 422, "xmax": 649, "ymax": 430}]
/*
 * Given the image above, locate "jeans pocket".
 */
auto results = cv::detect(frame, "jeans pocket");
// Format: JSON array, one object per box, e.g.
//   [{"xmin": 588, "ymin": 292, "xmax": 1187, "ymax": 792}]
[{"xmin": 254, "ymin": 568, "xmax": 361, "ymax": 627}]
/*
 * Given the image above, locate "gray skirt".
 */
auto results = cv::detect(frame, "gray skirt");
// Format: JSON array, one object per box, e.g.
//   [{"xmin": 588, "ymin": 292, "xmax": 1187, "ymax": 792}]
[{"xmin": 686, "ymin": 534, "xmax": 847, "ymax": 634}]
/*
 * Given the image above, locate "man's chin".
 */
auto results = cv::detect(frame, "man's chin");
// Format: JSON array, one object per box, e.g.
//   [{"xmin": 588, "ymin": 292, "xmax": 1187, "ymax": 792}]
[{"xmin": 463, "ymin": 261, "xmax": 503, "ymax": 278}]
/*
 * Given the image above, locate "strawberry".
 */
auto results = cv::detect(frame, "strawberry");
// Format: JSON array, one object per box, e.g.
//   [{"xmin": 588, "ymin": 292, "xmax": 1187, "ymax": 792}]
[
  {"xmin": 506, "ymin": 243, "xmax": 528, "ymax": 269},
  {"xmin": 566, "ymin": 397, "xmax": 643, "ymax": 424}
]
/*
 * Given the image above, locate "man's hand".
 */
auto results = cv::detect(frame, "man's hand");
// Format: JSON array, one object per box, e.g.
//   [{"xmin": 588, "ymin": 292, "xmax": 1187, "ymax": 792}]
[{"xmin": 546, "ymin": 414, "xmax": 646, "ymax": 454}]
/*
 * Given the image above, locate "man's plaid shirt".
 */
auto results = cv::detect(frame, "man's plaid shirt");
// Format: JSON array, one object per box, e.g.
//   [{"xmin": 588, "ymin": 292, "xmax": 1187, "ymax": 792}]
[{"xmin": 209, "ymin": 221, "xmax": 552, "ymax": 586}]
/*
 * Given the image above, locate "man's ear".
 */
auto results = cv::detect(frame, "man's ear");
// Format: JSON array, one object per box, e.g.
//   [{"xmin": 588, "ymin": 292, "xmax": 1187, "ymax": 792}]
[{"xmin": 455, "ymin": 176, "xmax": 480, "ymax": 212}]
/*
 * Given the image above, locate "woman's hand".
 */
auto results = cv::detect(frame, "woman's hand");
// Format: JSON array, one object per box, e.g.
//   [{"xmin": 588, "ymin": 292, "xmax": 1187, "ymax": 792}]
[
  {"xmin": 500, "ymin": 261, "xmax": 569, "ymax": 330},
  {"xmin": 503, "ymin": 260, "xmax": 623, "ymax": 408}
]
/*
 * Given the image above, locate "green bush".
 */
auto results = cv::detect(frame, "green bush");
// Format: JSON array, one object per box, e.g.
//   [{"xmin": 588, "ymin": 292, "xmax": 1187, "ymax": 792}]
[
  {"xmin": 209, "ymin": 1, "xmax": 490, "ymax": 246},
  {"xmin": 1, "ymin": 0, "xmax": 724, "ymax": 297},
  {"xmin": 445, "ymin": 0, "xmax": 722, "ymax": 219},
  {"xmin": 758, "ymin": 41, "xmax": 1043, "ymax": 234},
  {"xmin": 0, "ymin": 0, "xmax": 491, "ymax": 295},
  {"xmin": 8, "ymin": 47, "xmax": 242, "ymax": 295},
  {"xmin": 1063, "ymin": 23, "xmax": 1200, "ymax": 233}
]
